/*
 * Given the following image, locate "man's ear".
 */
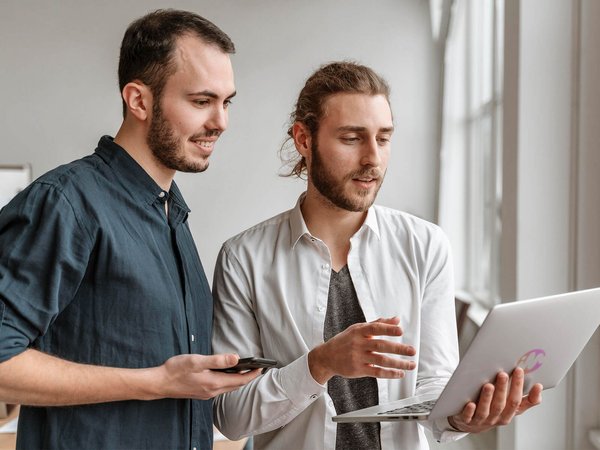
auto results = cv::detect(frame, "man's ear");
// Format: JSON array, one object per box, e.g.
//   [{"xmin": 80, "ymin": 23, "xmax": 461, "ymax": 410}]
[
  {"xmin": 121, "ymin": 81, "xmax": 152, "ymax": 121},
  {"xmin": 292, "ymin": 122, "xmax": 312, "ymax": 158}
]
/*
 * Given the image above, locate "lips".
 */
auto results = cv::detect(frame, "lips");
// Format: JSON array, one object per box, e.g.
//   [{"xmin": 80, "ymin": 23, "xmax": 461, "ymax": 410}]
[
  {"xmin": 352, "ymin": 178, "xmax": 378, "ymax": 189},
  {"xmin": 190, "ymin": 138, "xmax": 217, "ymax": 154},
  {"xmin": 349, "ymin": 169, "xmax": 382, "ymax": 188},
  {"xmin": 191, "ymin": 139, "xmax": 215, "ymax": 149}
]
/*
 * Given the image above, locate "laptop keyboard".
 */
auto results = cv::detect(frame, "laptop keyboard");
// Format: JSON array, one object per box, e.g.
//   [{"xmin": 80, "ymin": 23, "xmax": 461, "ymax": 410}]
[{"xmin": 378, "ymin": 399, "xmax": 437, "ymax": 415}]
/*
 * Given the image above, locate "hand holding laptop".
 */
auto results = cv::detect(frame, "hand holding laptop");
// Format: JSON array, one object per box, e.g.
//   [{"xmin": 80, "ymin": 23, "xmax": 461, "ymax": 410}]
[
  {"xmin": 308, "ymin": 316, "xmax": 417, "ymax": 385},
  {"xmin": 333, "ymin": 288, "xmax": 600, "ymax": 426},
  {"xmin": 447, "ymin": 367, "xmax": 543, "ymax": 433}
]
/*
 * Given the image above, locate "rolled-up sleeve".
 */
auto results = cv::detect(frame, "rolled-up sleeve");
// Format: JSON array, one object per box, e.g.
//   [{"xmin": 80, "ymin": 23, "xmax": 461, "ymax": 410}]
[{"xmin": 0, "ymin": 182, "xmax": 92, "ymax": 362}]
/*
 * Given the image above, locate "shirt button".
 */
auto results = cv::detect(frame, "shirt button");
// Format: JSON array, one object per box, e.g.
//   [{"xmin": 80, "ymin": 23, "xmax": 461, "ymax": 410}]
[
  {"xmin": 310, "ymin": 394, "xmax": 318, "ymax": 400},
  {"xmin": 159, "ymin": 191, "xmax": 166, "ymax": 198},
  {"xmin": 191, "ymin": 334, "xmax": 195, "ymax": 342},
  {"xmin": 317, "ymin": 306, "xmax": 325, "ymax": 312},
  {"xmin": 328, "ymin": 400, "xmax": 334, "ymax": 407},
  {"xmin": 322, "ymin": 263, "xmax": 329, "ymax": 270}
]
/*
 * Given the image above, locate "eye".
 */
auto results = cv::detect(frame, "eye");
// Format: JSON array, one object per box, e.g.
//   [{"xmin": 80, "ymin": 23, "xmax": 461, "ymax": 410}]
[
  {"xmin": 377, "ymin": 136, "xmax": 391, "ymax": 145},
  {"xmin": 341, "ymin": 136, "xmax": 360, "ymax": 144},
  {"xmin": 193, "ymin": 99, "xmax": 210, "ymax": 107},
  {"xmin": 223, "ymin": 99, "xmax": 233, "ymax": 109}
]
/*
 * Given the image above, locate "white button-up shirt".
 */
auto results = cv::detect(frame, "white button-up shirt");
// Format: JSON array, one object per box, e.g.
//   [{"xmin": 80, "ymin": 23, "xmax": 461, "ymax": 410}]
[{"xmin": 212, "ymin": 196, "xmax": 464, "ymax": 449}]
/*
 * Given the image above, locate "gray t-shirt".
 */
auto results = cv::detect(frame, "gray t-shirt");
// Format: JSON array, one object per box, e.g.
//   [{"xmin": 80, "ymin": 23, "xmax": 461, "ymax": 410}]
[{"xmin": 324, "ymin": 265, "xmax": 381, "ymax": 450}]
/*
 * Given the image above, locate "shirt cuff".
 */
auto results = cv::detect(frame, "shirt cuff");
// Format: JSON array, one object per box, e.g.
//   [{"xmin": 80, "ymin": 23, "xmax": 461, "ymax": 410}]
[
  {"xmin": 279, "ymin": 353, "xmax": 326, "ymax": 408},
  {"xmin": 0, "ymin": 299, "xmax": 36, "ymax": 363},
  {"xmin": 431, "ymin": 417, "xmax": 469, "ymax": 443}
]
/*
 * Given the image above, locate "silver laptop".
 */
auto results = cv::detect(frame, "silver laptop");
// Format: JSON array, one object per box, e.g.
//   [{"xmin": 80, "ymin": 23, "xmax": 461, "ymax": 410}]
[{"xmin": 333, "ymin": 288, "xmax": 600, "ymax": 423}]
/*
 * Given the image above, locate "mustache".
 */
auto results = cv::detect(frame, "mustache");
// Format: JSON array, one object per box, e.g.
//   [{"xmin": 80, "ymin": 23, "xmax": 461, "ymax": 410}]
[
  {"xmin": 190, "ymin": 130, "xmax": 221, "ymax": 140},
  {"xmin": 347, "ymin": 168, "xmax": 384, "ymax": 180}
]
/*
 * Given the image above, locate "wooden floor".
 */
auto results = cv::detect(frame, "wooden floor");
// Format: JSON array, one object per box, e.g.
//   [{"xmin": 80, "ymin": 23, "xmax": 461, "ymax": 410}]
[{"xmin": 0, "ymin": 405, "xmax": 18, "ymax": 450}]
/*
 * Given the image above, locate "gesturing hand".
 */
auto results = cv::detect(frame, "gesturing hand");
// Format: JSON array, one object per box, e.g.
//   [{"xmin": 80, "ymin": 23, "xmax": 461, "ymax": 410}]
[
  {"xmin": 308, "ymin": 316, "xmax": 417, "ymax": 384},
  {"xmin": 448, "ymin": 367, "xmax": 543, "ymax": 433},
  {"xmin": 156, "ymin": 353, "xmax": 261, "ymax": 400}
]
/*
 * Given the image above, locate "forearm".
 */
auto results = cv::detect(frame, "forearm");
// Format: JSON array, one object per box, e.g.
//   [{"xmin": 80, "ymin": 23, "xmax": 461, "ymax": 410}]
[{"xmin": 0, "ymin": 349, "xmax": 162, "ymax": 406}]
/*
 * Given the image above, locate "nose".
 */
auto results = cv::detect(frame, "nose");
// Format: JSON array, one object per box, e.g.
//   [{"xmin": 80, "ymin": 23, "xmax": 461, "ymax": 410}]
[
  {"xmin": 360, "ymin": 137, "xmax": 382, "ymax": 167},
  {"xmin": 206, "ymin": 105, "xmax": 228, "ymax": 132}
]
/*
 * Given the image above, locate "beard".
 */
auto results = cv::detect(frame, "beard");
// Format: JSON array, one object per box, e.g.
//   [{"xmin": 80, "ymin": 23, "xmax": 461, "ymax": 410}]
[
  {"xmin": 146, "ymin": 100, "xmax": 212, "ymax": 173},
  {"xmin": 310, "ymin": 141, "xmax": 385, "ymax": 212}
]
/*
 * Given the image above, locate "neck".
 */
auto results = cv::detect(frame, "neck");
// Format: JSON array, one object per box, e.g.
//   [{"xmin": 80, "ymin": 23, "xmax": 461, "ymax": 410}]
[
  {"xmin": 114, "ymin": 121, "xmax": 175, "ymax": 191},
  {"xmin": 301, "ymin": 186, "xmax": 368, "ymax": 271}
]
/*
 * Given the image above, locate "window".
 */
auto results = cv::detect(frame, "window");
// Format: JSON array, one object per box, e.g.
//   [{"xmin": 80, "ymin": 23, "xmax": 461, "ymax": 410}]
[{"xmin": 437, "ymin": 0, "xmax": 504, "ymax": 310}]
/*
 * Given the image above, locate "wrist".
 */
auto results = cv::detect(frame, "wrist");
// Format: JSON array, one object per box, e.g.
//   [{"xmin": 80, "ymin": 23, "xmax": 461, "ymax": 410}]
[
  {"xmin": 308, "ymin": 345, "xmax": 334, "ymax": 385},
  {"xmin": 131, "ymin": 366, "xmax": 165, "ymax": 401}
]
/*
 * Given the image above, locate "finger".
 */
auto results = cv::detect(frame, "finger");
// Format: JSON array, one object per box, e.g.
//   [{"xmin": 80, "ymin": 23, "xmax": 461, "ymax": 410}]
[
  {"xmin": 210, "ymin": 369, "xmax": 262, "ymax": 396},
  {"xmin": 362, "ymin": 365, "xmax": 406, "ymax": 379},
  {"xmin": 499, "ymin": 367, "xmax": 524, "ymax": 422},
  {"xmin": 471, "ymin": 384, "xmax": 495, "ymax": 424},
  {"xmin": 488, "ymin": 372, "xmax": 509, "ymax": 421},
  {"xmin": 366, "ymin": 339, "xmax": 416, "ymax": 357},
  {"xmin": 225, "ymin": 368, "xmax": 262, "ymax": 384},
  {"xmin": 517, "ymin": 383, "xmax": 543, "ymax": 415},
  {"xmin": 459, "ymin": 401, "xmax": 477, "ymax": 425},
  {"xmin": 528, "ymin": 383, "xmax": 543, "ymax": 404},
  {"xmin": 362, "ymin": 322, "xmax": 404, "ymax": 338},
  {"xmin": 195, "ymin": 353, "xmax": 239, "ymax": 370},
  {"xmin": 372, "ymin": 316, "xmax": 401, "ymax": 326},
  {"xmin": 367, "ymin": 352, "xmax": 416, "ymax": 371}
]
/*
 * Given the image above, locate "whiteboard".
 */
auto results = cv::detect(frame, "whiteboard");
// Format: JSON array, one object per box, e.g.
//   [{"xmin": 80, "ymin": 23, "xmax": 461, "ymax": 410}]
[{"xmin": 0, "ymin": 165, "xmax": 31, "ymax": 209}]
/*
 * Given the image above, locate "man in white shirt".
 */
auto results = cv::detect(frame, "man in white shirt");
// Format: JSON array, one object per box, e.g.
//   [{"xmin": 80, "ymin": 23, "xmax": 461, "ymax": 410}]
[{"xmin": 212, "ymin": 61, "xmax": 542, "ymax": 449}]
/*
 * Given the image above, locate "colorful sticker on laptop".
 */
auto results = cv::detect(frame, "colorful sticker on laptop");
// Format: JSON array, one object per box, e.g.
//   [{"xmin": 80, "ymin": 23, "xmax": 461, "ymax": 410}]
[{"xmin": 516, "ymin": 348, "xmax": 545, "ymax": 374}]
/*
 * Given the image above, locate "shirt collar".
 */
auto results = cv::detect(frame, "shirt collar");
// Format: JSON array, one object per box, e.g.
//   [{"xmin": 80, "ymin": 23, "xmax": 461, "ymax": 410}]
[
  {"xmin": 168, "ymin": 181, "xmax": 191, "ymax": 214},
  {"xmin": 290, "ymin": 193, "xmax": 311, "ymax": 248},
  {"xmin": 94, "ymin": 135, "xmax": 189, "ymax": 213},
  {"xmin": 289, "ymin": 192, "xmax": 381, "ymax": 248},
  {"xmin": 362, "ymin": 205, "xmax": 381, "ymax": 240}
]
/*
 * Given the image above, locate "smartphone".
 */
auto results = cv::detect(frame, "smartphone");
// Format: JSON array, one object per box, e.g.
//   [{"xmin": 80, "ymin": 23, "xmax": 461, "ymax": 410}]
[{"xmin": 214, "ymin": 357, "xmax": 278, "ymax": 373}]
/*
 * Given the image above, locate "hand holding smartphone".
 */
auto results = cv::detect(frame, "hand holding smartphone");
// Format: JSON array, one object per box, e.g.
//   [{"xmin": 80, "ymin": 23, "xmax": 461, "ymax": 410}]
[{"xmin": 213, "ymin": 357, "xmax": 277, "ymax": 373}]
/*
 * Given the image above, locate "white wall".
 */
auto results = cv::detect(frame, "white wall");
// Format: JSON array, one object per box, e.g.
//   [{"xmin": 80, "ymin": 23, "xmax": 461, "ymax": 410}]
[{"xmin": 0, "ymin": 0, "xmax": 439, "ymax": 282}]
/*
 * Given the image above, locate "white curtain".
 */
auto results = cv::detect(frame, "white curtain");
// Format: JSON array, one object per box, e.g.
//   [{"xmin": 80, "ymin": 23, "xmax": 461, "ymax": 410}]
[{"xmin": 435, "ymin": 0, "xmax": 469, "ymax": 292}]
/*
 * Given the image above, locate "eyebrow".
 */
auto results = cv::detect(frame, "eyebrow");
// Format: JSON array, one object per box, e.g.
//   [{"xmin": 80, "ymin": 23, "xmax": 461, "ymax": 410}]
[
  {"xmin": 336, "ymin": 125, "xmax": 395, "ymax": 133},
  {"xmin": 187, "ymin": 90, "xmax": 237, "ymax": 100}
]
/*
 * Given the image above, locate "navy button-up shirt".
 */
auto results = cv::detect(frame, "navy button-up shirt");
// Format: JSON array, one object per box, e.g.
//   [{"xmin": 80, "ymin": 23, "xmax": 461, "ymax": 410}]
[{"xmin": 0, "ymin": 136, "xmax": 213, "ymax": 449}]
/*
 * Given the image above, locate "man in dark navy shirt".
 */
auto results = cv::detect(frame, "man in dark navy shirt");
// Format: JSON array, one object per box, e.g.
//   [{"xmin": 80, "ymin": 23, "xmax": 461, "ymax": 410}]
[{"xmin": 0, "ymin": 9, "xmax": 258, "ymax": 450}]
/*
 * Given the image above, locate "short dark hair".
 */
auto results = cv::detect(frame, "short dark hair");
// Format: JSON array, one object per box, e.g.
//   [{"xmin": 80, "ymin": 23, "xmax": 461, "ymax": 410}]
[
  {"xmin": 280, "ymin": 61, "xmax": 391, "ymax": 178},
  {"xmin": 118, "ymin": 9, "xmax": 235, "ymax": 117}
]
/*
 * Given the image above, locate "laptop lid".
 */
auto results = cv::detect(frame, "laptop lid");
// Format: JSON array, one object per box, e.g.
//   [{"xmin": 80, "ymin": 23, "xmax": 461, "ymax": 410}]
[{"xmin": 333, "ymin": 287, "xmax": 600, "ymax": 423}]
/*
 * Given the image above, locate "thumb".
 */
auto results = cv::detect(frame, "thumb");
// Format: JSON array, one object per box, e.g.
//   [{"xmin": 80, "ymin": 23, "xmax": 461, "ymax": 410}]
[{"xmin": 195, "ymin": 353, "xmax": 239, "ymax": 370}]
